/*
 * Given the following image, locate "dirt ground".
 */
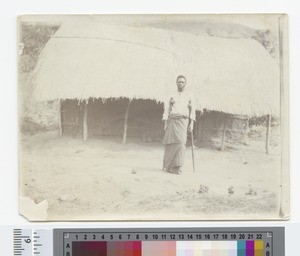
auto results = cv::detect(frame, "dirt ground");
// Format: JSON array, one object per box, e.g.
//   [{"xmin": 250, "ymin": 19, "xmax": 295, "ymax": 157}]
[{"xmin": 19, "ymin": 130, "xmax": 282, "ymax": 221}]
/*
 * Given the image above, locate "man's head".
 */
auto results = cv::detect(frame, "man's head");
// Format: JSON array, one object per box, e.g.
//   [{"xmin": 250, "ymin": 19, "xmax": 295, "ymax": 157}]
[{"xmin": 176, "ymin": 75, "xmax": 186, "ymax": 92}]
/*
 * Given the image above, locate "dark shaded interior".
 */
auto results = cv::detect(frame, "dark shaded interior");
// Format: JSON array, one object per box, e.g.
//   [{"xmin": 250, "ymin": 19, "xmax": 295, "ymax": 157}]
[
  {"xmin": 61, "ymin": 99, "xmax": 248, "ymax": 147},
  {"xmin": 61, "ymin": 98, "xmax": 165, "ymax": 141}
]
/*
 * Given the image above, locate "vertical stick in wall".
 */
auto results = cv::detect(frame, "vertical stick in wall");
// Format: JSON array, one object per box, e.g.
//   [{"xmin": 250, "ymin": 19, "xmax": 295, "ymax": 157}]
[
  {"xmin": 220, "ymin": 117, "xmax": 227, "ymax": 151},
  {"xmin": 265, "ymin": 114, "xmax": 271, "ymax": 154},
  {"xmin": 83, "ymin": 99, "xmax": 88, "ymax": 143},
  {"xmin": 195, "ymin": 111, "xmax": 199, "ymax": 143},
  {"xmin": 200, "ymin": 109, "xmax": 206, "ymax": 142},
  {"xmin": 59, "ymin": 99, "xmax": 63, "ymax": 137},
  {"xmin": 123, "ymin": 99, "xmax": 131, "ymax": 144},
  {"xmin": 243, "ymin": 117, "xmax": 250, "ymax": 145}
]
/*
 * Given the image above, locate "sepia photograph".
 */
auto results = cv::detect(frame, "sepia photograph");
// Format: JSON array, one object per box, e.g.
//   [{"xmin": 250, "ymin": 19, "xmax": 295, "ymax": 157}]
[{"xmin": 18, "ymin": 14, "xmax": 289, "ymax": 221}]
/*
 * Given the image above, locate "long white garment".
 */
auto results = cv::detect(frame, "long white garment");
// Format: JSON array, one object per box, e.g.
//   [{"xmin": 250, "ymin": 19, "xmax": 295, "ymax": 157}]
[{"xmin": 162, "ymin": 90, "xmax": 196, "ymax": 121}]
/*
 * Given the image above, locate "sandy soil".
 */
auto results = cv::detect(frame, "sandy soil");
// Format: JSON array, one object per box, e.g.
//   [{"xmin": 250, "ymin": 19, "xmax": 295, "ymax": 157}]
[{"xmin": 19, "ymin": 130, "xmax": 282, "ymax": 221}]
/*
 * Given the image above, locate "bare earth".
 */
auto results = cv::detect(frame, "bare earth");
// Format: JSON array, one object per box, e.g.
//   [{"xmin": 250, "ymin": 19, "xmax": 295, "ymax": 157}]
[{"xmin": 19, "ymin": 131, "xmax": 282, "ymax": 221}]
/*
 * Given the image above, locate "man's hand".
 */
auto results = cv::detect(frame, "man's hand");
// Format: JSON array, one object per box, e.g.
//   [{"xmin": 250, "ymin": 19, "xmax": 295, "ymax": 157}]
[
  {"xmin": 164, "ymin": 120, "xmax": 168, "ymax": 131},
  {"xmin": 188, "ymin": 120, "xmax": 194, "ymax": 133}
]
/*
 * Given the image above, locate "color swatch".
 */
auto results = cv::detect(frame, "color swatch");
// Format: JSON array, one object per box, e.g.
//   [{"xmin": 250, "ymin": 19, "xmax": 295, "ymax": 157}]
[{"xmin": 72, "ymin": 240, "xmax": 264, "ymax": 256}]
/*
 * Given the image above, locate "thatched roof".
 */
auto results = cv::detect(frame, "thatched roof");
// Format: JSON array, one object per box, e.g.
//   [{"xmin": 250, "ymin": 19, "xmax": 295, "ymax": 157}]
[{"xmin": 32, "ymin": 21, "xmax": 280, "ymax": 116}]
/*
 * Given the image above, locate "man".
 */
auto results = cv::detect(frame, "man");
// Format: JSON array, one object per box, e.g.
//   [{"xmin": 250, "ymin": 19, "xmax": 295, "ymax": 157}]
[{"xmin": 162, "ymin": 75, "xmax": 195, "ymax": 174}]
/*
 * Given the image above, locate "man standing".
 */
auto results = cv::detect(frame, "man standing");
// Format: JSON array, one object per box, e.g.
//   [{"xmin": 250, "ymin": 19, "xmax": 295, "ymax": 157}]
[{"xmin": 162, "ymin": 75, "xmax": 196, "ymax": 174}]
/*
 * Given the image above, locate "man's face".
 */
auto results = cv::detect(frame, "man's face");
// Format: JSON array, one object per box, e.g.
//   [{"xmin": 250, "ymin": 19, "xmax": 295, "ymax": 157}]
[{"xmin": 177, "ymin": 77, "xmax": 186, "ymax": 92}]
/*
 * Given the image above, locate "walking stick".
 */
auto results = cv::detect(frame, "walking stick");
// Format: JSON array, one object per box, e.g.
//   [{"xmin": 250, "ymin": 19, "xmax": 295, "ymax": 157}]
[
  {"xmin": 190, "ymin": 123, "xmax": 195, "ymax": 173},
  {"xmin": 188, "ymin": 100, "xmax": 195, "ymax": 173}
]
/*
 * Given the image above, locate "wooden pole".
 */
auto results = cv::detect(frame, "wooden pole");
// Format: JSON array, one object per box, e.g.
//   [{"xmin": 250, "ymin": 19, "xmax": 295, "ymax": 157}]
[
  {"xmin": 59, "ymin": 99, "xmax": 63, "ymax": 137},
  {"xmin": 220, "ymin": 117, "xmax": 227, "ymax": 151},
  {"xmin": 195, "ymin": 111, "xmax": 199, "ymax": 143},
  {"xmin": 122, "ymin": 99, "xmax": 131, "ymax": 144},
  {"xmin": 265, "ymin": 114, "xmax": 271, "ymax": 154},
  {"xmin": 200, "ymin": 109, "xmax": 206, "ymax": 141},
  {"xmin": 83, "ymin": 99, "xmax": 88, "ymax": 142},
  {"xmin": 243, "ymin": 117, "xmax": 250, "ymax": 145}
]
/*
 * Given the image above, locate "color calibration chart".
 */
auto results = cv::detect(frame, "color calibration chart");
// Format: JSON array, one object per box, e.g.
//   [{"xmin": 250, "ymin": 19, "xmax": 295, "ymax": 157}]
[{"xmin": 52, "ymin": 228, "xmax": 284, "ymax": 256}]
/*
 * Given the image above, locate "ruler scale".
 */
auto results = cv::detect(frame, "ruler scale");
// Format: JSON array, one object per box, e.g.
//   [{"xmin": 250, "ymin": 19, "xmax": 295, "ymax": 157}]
[
  {"xmin": 12, "ymin": 227, "xmax": 284, "ymax": 256},
  {"xmin": 13, "ymin": 229, "xmax": 53, "ymax": 256},
  {"xmin": 13, "ymin": 229, "xmax": 33, "ymax": 256}
]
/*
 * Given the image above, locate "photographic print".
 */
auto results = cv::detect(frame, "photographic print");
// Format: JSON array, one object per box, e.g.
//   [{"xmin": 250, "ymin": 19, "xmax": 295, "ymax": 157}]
[{"xmin": 18, "ymin": 14, "xmax": 289, "ymax": 221}]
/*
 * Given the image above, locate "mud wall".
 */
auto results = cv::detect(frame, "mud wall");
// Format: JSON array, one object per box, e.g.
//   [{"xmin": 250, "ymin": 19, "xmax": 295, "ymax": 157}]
[{"xmin": 194, "ymin": 111, "xmax": 249, "ymax": 147}]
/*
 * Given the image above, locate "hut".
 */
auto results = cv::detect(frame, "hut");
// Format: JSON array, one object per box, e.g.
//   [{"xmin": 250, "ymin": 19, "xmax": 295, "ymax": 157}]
[{"xmin": 31, "ymin": 21, "xmax": 280, "ymax": 152}]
